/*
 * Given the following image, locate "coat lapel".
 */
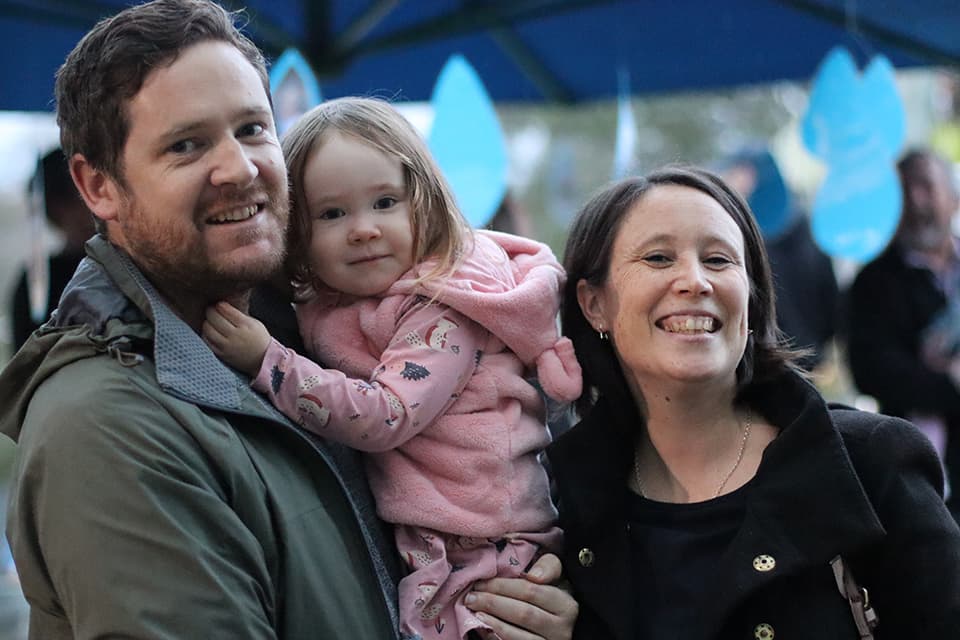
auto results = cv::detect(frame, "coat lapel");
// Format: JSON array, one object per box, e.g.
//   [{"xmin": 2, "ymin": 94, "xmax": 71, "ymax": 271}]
[
  {"xmin": 549, "ymin": 398, "xmax": 638, "ymax": 640},
  {"xmin": 699, "ymin": 375, "xmax": 886, "ymax": 631}
]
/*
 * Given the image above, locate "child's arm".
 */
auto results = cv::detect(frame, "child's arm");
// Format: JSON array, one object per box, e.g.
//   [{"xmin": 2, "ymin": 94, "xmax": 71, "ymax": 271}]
[
  {"xmin": 254, "ymin": 302, "xmax": 486, "ymax": 452},
  {"xmin": 202, "ymin": 302, "xmax": 273, "ymax": 377}
]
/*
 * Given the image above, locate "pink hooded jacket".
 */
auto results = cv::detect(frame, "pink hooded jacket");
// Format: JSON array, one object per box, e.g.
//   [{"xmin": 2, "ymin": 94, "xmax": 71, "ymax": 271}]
[{"xmin": 252, "ymin": 231, "xmax": 581, "ymax": 537}]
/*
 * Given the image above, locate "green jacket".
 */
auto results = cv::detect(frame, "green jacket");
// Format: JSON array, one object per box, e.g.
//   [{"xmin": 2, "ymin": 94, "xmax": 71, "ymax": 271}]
[{"xmin": 0, "ymin": 236, "xmax": 401, "ymax": 639}]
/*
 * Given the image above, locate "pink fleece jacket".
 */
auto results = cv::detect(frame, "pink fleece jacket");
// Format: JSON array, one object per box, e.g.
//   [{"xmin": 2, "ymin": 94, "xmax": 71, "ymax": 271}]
[{"xmin": 252, "ymin": 230, "xmax": 582, "ymax": 537}]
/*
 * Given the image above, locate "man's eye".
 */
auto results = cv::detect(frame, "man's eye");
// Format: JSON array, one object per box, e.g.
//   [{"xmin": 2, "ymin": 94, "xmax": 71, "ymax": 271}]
[
  {"xmin": 169, "ymin": 139, "xmax": 199, "ymax": 154},
  {"xmin": 239, "ymin": 122, "xmax": 266, "ymax": 137},
  {"xmin": 375, "ymin": 196, "xmax": 398, "ymax": 209},
  {"xmin": 317, "ymin": 208, "xmax": 346, "ymax": 220}
]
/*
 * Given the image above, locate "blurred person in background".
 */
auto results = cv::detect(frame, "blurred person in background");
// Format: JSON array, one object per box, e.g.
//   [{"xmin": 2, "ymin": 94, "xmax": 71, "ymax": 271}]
[
  {"xmin": 847, "ymin": 147, "xmax": 960, "ymax": 520},
  {"xmin": 9, "ymin": 148, "xmax": 95, "ymax": 351},
  {"xmin": 722, "ymin": 147, "xmax": 840, "ymax": 372}
]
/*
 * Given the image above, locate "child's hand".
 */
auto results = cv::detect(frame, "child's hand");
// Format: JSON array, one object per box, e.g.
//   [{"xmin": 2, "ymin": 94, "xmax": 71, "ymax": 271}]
[{"xmin": 202, "ymin": 302, "xmax": 272, "ymax": 377}]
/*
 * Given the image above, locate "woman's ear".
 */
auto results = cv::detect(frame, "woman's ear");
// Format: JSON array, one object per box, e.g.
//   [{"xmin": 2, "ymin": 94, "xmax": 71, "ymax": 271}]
[
  {"xmin": 69, "ymin": 154, "xmax": 123, "ymax": 224},
  {"xmin": 577, "ymin": 278, "xmax": 607, "ymax": 332}
]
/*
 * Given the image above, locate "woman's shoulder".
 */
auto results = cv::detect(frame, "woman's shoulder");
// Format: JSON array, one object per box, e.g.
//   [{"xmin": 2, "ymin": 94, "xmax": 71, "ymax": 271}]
[
  {"xmin": 829, "ymin": 404, "xmax": 944, "ymax": 495},
  {"xmin": 830, "ymin": 404, "xmax": 935, "ymax": 457}
]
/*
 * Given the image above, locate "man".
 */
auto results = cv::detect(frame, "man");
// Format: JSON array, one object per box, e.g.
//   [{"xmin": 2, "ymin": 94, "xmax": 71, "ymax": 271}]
[
  {"xmin": 847, "ymin": 148, "xmax": 960, "ymax": 519},
  {"xmin": 0, "ymin": 1, "xmax": 576, "ymax": 638},
  {"xmin": 10, "ymin": 148, "xmax": 96, "ymax": 351}
]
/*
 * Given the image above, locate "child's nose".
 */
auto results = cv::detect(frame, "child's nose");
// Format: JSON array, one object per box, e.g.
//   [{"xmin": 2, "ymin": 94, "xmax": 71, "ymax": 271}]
[{"xmin": 348, "ymin": 215, "xmax": 382, "ymax": 243}]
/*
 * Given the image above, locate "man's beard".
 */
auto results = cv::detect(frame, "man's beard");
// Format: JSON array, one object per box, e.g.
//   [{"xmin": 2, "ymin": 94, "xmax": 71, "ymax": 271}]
[
  {"xmin": 119, "ymin": 189, "xmax": 289, "ymax": 306},
  {"xmin": 901, "ymin": 215, "xmax": 949, "ymax": 254}
]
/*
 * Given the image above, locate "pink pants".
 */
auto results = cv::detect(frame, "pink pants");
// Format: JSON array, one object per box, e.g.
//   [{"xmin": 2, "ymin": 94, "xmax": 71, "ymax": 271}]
[{"xmin": 395, "ymin": 524, "xmax": 563, "ymax": 640}]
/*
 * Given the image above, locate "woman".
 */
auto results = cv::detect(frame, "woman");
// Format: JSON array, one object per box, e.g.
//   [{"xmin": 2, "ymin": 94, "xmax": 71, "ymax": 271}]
[{"xmin": 549, "ymin": 165, "xmax": 960, "ymax": 639}]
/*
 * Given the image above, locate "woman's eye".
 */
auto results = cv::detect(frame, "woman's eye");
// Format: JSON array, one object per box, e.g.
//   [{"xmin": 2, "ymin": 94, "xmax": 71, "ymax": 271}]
[
  {"xmin": 374, "ymin": 196, "xmax": 398, "ymax": 210},
  {"xmin": 705, "ymin": 255, "xmax": 734, "ymax": 267},
  {"xmin": 643, "ymin": 254, "xmax": 671, "ymax": 266},
  {"xmin": 317, "ymin": 208, "xmax": 346, "ymax": 220}
]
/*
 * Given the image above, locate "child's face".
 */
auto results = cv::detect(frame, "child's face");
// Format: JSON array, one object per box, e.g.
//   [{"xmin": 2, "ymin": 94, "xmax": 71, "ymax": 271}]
[{"xmin": 302, "ymin": 131, "xmax": 415, "ymax": 296}]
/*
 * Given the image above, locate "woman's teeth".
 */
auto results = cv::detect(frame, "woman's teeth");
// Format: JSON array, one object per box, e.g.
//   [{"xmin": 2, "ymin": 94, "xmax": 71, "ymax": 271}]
[{"xmin": 663, "ymin": 316, "xmax": 716, "ymax": 334}]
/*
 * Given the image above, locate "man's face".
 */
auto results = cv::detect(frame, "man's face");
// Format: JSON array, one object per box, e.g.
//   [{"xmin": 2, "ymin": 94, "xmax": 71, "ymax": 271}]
[
  {"xmin": 899, "ymin": 156, "xmax": 960, "ymax": 253},
  {"xmin": 110, "ymin": 40, "xmax": 288, "ymax": 304}
]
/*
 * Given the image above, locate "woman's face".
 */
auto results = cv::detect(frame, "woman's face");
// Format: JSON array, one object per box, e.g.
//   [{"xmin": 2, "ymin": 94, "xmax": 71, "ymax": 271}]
[{"xmin": 579, "ymin": 184, "xmax": 750, "ymax": 395}]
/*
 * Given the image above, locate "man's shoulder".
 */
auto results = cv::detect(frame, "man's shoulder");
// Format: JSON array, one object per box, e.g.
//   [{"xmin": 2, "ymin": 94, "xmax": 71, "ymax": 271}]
[
  {"xmin": 854, "ymin": 246, "xmax": 905, "ymax": 278},
  {"xmin": 21, "ymin": 352, "xmax": 232, "ymax": 466},
  {"xmin": 849, "ymin": 247, "xmax": 922, "ymax": 300}
]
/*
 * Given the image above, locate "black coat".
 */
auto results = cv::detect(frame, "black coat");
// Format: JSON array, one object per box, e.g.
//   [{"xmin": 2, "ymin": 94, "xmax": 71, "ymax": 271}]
[
  {"xmin": 846, "ymin": 243, "xmax": 960, "ymax": 420},
  {"xmin": 766, "ymin": 215, "xmax": 840, "ymax": 370},
  {"xmin": 846, "ymin": 244, "xmax": 960, "ymax": 516},
  {"xmin": 548, "ymin": 371, "xmax": 960, "ymax": 639}
]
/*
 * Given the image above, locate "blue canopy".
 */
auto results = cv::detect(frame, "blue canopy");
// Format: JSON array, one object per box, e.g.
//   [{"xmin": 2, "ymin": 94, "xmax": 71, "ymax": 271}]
[{"xmin": 1, "ymin": 0, "xmax": 957, "ymax": 111}]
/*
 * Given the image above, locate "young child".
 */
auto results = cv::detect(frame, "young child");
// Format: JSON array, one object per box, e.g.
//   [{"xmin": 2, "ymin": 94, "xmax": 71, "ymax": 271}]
[{"xmin": 202, "ymin": 97, "xmax": 581, "ymax": 640}]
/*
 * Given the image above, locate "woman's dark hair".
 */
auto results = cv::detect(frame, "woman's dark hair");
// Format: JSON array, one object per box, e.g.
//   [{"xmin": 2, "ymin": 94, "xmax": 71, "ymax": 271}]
[{"xmin": 562, "ymin": 164, "xmax": 805, "ymax": 417}]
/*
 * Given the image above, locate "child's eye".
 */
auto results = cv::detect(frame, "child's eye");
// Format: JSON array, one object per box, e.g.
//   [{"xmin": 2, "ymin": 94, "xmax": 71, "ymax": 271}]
[
  {"xmin": 374, "ymin": 196, "xmax": 398, "ymax": 210},
  {"xmin": 317, "ymin": 208, "xmax": 346, "ymax": 220}
]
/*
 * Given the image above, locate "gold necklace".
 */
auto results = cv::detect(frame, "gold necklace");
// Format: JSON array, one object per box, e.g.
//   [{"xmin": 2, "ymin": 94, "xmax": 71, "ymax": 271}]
[{"xmin": 633, "ymin": 410, "xmax": 753, "ymax": 499}]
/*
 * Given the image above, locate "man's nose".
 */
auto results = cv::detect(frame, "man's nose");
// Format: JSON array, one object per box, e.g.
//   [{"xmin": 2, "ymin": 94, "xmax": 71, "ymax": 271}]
[{"xmin": 210, "ymin": 138, "xmax": 258, "ymax": 187}]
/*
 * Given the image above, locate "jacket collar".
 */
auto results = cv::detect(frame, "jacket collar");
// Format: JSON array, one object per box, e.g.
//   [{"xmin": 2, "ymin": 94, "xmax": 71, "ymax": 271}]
[
  {"xmin": 742, "ymin": 373, "xmax": 885, "ymax": 558},
  {"xmin": 69, "ymin": 236, "xmax": 258, "ymax": 412},
  {"xmin": 550, "ymin": 370, "xmax": 883, "ymax": 542}
]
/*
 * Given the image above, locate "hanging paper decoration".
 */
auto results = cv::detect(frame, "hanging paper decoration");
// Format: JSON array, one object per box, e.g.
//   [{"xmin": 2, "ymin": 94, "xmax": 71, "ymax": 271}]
[
  {"xmin": 428, "ymin": 54, "xmax": 508, "ymax": 228},
  {"xmin": 27, "ymin": 151, "xmax": 49, "ymax": 324},
  {"xmin": 612, "ymin": 68, "xmax": 638, "ymax": 179},
  {"xmin": 269, "ymin": 48, "xmax": 323, "ymax": 137},
  {"xmin": 800, "ymin": 46, "xmax": 905, "ymax": 262}
]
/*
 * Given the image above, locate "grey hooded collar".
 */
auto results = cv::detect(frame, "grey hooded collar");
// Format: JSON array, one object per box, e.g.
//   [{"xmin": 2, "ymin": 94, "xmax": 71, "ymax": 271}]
[{"xmin": 59, "ymin": 235, "xmax": 249, "ymax": 412}]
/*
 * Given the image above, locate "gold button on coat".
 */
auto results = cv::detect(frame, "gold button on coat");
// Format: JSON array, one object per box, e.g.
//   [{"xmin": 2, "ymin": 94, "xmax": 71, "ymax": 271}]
[
  {"xmin": 752, "ymin": 554, "xmax": 776, "ymax": 572},
  {"xmin": 578, "ymin": 548, "xmax": 595, "ymax": 567},
  {"xmin": 754, "ymin": 623, "xmax": 774, "ymax": 639}
]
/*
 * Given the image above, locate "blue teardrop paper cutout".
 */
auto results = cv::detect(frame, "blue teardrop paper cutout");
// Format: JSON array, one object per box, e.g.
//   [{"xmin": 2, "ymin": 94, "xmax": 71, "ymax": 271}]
[
  {"xmin": 800, "ymin": 47, "xmax": 905, "ymax": 261},
  {"xmin": 428, "ymin": 55, "xmax": 508, "ymax": 228}
]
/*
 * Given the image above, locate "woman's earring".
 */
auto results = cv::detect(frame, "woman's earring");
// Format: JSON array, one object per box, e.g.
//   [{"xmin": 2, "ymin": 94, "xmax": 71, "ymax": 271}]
[{"xmin": 598, "ymin": 327, "xmax": 609, "ymax": 341}]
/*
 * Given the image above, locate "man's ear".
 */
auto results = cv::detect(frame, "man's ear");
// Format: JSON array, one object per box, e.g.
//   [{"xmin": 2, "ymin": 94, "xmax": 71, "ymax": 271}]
[
  {"xmin": 69, "ymin": 154, "xmax": 123, "ymax": 224},
  {"xmin": 576, "ymin": 278, "xmax": 607, "ymax": 332}
]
